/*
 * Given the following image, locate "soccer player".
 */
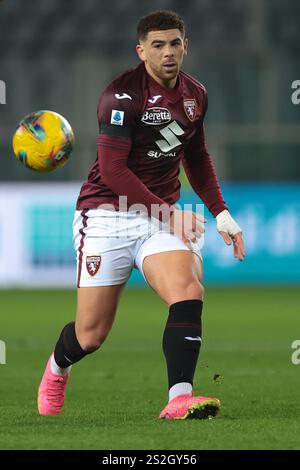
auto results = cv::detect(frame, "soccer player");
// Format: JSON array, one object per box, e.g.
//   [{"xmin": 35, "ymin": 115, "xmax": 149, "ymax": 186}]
[{"xmin": 38, "ymin": 10, "xmax": 245, "ymax": 420}]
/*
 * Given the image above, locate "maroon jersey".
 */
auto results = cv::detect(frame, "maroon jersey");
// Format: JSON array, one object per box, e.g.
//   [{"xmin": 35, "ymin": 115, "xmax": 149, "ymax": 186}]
[{"xmin": 77, "ymin": 62, "xmax": 227, "ymax": 218}]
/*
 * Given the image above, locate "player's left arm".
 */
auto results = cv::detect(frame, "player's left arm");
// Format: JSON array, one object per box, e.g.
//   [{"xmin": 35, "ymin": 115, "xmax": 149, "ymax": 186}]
[
  {"xmin": 215, "ymin": 208, "xmax": 245, "ymax": 262},
  {"xmin": 182, "ymin": 98, "xmax": 245, "ymax": 261}
]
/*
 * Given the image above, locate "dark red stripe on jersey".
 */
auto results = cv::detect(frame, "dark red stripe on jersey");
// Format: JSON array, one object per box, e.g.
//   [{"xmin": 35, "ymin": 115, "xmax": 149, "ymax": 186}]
[
  {"xmin": 97, "ymin": 133, "xmax": 131, "ymax": 146},
  {"xmin": 98, "ymin": 139, "xmax": 129, "ymax": 149},
  {"xmin": 97, "ymin": 134, "xmax": 131, "ymax": 152},
  {"xmin": 99, "ymin": 143, "xmax": 130, "ymax": 152},
  {"xmin": 77, "ymin": 210, "xmax": 88, "ymax": 288}
]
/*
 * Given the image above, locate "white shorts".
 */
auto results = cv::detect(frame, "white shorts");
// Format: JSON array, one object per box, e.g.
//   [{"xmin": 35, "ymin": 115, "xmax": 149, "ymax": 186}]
[{"xmin": 73, "ymin": 208, "xmax": 202, "ymax": 287}]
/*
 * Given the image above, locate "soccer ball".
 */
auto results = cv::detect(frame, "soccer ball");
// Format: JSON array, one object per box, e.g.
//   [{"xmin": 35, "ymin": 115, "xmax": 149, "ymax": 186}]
[{"xmin": 12, "ymin": 110, "xmax": 74, "ymax": 172}]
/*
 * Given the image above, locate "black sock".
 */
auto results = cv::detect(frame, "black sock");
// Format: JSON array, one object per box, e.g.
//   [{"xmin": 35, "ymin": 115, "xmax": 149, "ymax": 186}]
[
  {"xmin": 54, "ymin": 322, "xmax": 87, "ymax": 368},
  {"xmin": 162, "ymin": 299, "xmax": 203, "ymax": 389}
]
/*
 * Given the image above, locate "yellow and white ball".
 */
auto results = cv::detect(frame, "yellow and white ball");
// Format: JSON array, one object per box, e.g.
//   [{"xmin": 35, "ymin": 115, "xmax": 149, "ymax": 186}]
[{"xmin": 12, "ymin": 110, "xmax": 74, "ymax": 172}]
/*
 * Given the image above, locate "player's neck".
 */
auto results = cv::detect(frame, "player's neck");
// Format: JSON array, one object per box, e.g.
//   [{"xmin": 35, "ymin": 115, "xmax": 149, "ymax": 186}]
[{"xmin": 145, "ymin": 65, "xmax": 178, "ymax": 89}]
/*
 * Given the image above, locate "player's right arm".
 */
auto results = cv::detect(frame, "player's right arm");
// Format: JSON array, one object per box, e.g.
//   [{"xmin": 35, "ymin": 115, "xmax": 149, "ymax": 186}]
[{"xmin": 97, "ymin": 89, "xmax": 174, "ymax": 221}]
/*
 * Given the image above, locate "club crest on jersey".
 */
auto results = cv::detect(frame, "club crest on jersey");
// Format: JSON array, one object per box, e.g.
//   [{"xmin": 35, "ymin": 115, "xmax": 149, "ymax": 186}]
[
  {"xmin": 86, "ymin": 256, "xmax": 101, "ymax": 276},
  {"xmin": 141, "ymin": 107, "xmax": 171, "ymax": 125},
  {"xmin": 183, "ymin": 99, "xmax": 196, "ymax": 121}
]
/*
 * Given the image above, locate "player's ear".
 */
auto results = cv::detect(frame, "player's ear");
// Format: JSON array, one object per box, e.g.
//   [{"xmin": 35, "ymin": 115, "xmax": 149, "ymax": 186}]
[
  {"xmin": 136, "ymin": 44, "xmax": 146, "ymax": 62},
  {"xmin": 183, "ymin": 37, "xmax": 188, "ymax": 56}
]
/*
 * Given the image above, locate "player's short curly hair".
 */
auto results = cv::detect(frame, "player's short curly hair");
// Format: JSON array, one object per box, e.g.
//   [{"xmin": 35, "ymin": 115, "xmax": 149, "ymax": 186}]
[{"xmin": 137, "ymin": 10, "xmax": 185, "ymax": 42}]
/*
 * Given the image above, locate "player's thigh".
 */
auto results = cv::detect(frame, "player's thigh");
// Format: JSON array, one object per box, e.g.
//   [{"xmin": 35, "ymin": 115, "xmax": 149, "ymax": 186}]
[
  {"xmin": 142, "ymin": 250, "xmax": 204, "ymax": 305},
  {"xmin": 74, "ymin": 209, "xmax": 135, "ymax": 289},
  {"xmin": 75, "ymin": 283, "xmax": 126, "ymax": 343}
]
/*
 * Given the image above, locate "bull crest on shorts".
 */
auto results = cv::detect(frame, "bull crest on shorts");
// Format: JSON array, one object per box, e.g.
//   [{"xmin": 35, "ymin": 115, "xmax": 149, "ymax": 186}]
[
  {"xmin": 183, "ymin": 99, "xmax": 196, "ymax": 121},
  {"xmin": 86, "ymin": 256, "xmax": 101, "ymax": 276}
]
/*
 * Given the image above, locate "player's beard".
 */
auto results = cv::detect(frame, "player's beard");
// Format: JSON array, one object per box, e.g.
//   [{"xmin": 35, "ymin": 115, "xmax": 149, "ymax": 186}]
[
  {"xmin": 158, "ymin": 63, "xmax": 179, "ymax": 83},
  {"xmin": 145, "ymin": 59, "xmax": 181, "ymax": 87}
]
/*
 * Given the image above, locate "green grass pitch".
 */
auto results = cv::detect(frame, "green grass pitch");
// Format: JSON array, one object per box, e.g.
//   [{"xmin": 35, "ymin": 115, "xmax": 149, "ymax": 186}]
[{"xmin": 0, "ymin": 287, "xmax": 299, "ymax": 450}]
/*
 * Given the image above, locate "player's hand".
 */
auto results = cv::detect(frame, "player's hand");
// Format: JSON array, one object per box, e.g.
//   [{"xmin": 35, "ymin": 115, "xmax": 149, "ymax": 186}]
[
  {"xmin": 216, "ymin": 209, "xmax": 246, "ymax": 261},
  {"xmin": 168, "ymin": 209, "xmax": 206, "ymax": 246}
]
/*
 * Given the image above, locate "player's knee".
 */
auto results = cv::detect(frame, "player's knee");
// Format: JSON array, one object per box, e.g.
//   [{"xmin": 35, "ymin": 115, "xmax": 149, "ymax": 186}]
[
  {"xmin": 77, "ymin": 331, "xmax": 108, "ymax": 353},
  {"xmin": 80, "ymin": 337, "xmax": 103, "ymax": 353},
  {"xmin": 184, "ymin": 280, "xmax": 204, "ymax": 300},
  {"xmin": 169, "ymin": 279, "xmax": 204, "ymax": 303}
]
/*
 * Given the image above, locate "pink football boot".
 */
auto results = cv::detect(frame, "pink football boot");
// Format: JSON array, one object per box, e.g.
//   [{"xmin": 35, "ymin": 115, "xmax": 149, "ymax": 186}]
[
  {"xmin": 37, "ymin": 354, "xmax": 69, "ymax": 416},
  {"xmin": 159, "ymin": 393, "xmax": 220, "ymax": 420}
]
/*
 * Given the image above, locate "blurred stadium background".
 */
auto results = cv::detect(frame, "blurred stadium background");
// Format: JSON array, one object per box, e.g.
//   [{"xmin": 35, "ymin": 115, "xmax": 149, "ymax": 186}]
[
  {"xmin": 0, "ymin": 0, "xmax": 299, "ymax": 287},
  {"xmin": 0, "ymin": 0, "xmax": 300, "ymax": 450}
]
